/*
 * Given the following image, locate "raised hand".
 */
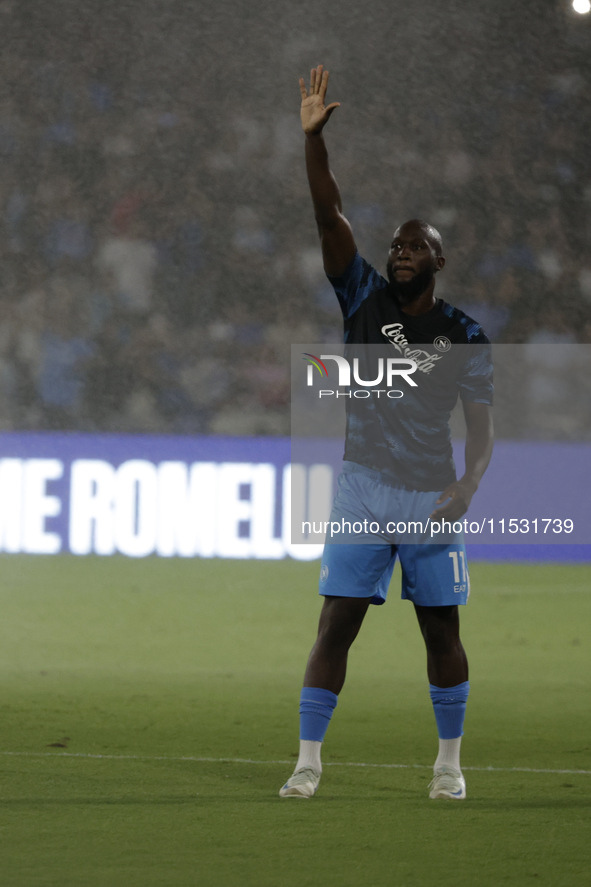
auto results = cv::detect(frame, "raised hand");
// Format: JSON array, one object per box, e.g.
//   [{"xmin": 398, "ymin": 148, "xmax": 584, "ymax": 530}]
[{"xmin": 299, "ymin": 65, "xmax": 340, "ymax": 135}]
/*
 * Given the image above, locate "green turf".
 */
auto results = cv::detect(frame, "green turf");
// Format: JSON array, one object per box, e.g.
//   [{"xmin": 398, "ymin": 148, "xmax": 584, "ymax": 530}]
[{"xmin": 1, "ymin": 554, "xmax": 589, "ymax": 886}]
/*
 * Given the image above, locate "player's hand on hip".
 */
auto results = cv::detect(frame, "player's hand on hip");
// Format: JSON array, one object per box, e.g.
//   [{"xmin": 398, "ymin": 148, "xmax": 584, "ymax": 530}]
[
  {"xmin": 429, "ymin": 480, "xmax": 476, "ymax": 523},
  {"xmin": 299, "ymin": 64, "xmax": 341, "ymax": 134}
]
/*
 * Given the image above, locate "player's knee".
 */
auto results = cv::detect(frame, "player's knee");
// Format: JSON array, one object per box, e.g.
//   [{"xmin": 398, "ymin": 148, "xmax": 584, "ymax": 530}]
[
  {"xmin": 418, "ymin": 610, "xmax": 461, "ymax": 655},
  {"xmin": 423, "ymin": 628, "xmax": 461, "ymax": 657},
  {"xmin": 317, "ymin": 598, "xmax": 367, "ymax": 650}
]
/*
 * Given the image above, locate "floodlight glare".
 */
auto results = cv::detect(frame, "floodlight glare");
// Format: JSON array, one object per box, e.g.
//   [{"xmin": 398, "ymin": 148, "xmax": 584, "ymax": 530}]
[{"xmin": 572, "ymin": 0, "xmax": 591, "ymax": 14}]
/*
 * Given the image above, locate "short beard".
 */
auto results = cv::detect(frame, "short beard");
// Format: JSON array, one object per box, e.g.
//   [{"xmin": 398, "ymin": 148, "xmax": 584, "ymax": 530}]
[{"xmin": 386, "ymin": 267, "xmax": 435, "ymax": 304}]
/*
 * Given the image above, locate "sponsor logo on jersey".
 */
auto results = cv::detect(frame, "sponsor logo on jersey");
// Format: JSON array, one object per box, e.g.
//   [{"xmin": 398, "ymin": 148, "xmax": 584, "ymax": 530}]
[{"xmin": 381, "ymin": 323, "xmax": 444, "ymax": 373}]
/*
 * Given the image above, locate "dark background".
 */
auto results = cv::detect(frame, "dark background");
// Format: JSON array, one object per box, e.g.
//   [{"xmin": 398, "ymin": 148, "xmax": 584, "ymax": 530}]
[{"xmin": 1, "ymin": 0, "xmax": 589, "ymax": 435}]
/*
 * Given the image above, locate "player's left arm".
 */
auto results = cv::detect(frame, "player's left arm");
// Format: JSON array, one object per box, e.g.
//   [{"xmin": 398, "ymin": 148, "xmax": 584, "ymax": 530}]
[{"xmin": 430, "ymin": 401, "xmax": 494, "ymax": 522}]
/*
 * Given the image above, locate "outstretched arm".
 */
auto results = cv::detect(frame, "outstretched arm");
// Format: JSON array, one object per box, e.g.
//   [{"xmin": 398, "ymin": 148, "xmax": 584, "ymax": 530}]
[
  {"xmin": 430, "ymin": 402, "xmax": 494, "ymax": 522},
  {"xmin": 299, "ymin": 65, "xmax": 357, "ymax": 276}
]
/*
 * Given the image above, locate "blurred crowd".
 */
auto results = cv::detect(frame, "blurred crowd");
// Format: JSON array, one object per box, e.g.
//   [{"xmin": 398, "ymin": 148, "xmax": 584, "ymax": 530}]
[{"xmin": 0, "ymin": 2, "xmax": 589, "ymax": 438}]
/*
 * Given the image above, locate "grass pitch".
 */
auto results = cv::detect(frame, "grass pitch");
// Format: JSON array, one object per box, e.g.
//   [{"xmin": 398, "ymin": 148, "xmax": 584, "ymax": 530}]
[{"xmin": 1, "ymin": 554, "xmax": 589, "ymax": 886}]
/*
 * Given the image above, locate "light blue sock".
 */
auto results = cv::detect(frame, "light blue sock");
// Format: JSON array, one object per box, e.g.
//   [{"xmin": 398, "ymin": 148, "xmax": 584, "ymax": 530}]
[
  {"xmin": 299, "ymin": 687, "xmax": 338, "ymax": 742},
  {"xmin": 429, "ymin": 681, "xmax": 470, "ymax": 739}
]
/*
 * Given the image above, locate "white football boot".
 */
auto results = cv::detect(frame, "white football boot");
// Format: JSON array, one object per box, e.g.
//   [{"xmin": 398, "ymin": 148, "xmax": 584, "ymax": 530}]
[
  {"xmin": 428, "ymin": 765, "xmax": 466, "ymax": 800},
  {"xmin": 279, "ymin": 767, "xmax": 321, "ymax": 798}
]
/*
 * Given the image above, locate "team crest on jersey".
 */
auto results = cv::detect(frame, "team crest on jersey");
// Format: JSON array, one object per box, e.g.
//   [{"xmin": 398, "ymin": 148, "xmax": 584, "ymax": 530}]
[
  {"xmin": 433, "ymin": 335, "xmax": 451, "ymax": 353},
  {"xmin": 381, "ymin": 323, "xmax": 443, "ymax": 374}
]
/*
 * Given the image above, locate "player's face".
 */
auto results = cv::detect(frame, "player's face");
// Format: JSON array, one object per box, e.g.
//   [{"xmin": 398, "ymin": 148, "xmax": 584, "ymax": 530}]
[{"xmin": 386, "ymin": 223, "xmax": 445, "ymax": 301}]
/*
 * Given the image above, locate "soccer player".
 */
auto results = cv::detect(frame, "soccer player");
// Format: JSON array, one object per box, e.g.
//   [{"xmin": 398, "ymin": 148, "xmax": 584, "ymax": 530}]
[{"xmin": 279, "ymin": 66, "xmax": 494, "ymax": 800}]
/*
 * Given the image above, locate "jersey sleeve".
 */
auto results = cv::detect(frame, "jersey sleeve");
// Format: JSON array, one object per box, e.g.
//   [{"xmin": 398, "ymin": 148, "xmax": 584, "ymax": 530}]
[
  {"xmin": 327, "ymin": 252, "xmax": 387, "ymax": 320},
  {"xmin": 457, "ymin": 342, "xmax": 494, "ymax": 405}
]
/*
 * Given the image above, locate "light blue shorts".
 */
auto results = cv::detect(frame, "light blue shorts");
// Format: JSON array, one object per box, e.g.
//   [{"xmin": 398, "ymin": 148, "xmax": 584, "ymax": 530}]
[{"xmin": 319, "ymin": 463, "xmax": 470, "ymax": 607}]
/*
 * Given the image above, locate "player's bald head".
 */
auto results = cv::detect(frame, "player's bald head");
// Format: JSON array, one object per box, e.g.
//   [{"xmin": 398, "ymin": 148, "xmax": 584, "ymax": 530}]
[{"xmin": 394, "ymin": 219, "xmax": 444, "ymax": 257}]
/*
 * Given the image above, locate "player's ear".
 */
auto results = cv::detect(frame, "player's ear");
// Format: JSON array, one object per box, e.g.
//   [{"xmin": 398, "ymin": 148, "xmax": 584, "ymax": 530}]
[{"xmin": 435, "ymin": 255, "xmax": 446, "ymax": 272}]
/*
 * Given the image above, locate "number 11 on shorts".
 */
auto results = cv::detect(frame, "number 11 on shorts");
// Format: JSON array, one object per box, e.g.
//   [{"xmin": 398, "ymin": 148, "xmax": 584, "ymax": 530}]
[{"xmin": 448, "ymin": 550, "xmax": 467, "ymax": 585}]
